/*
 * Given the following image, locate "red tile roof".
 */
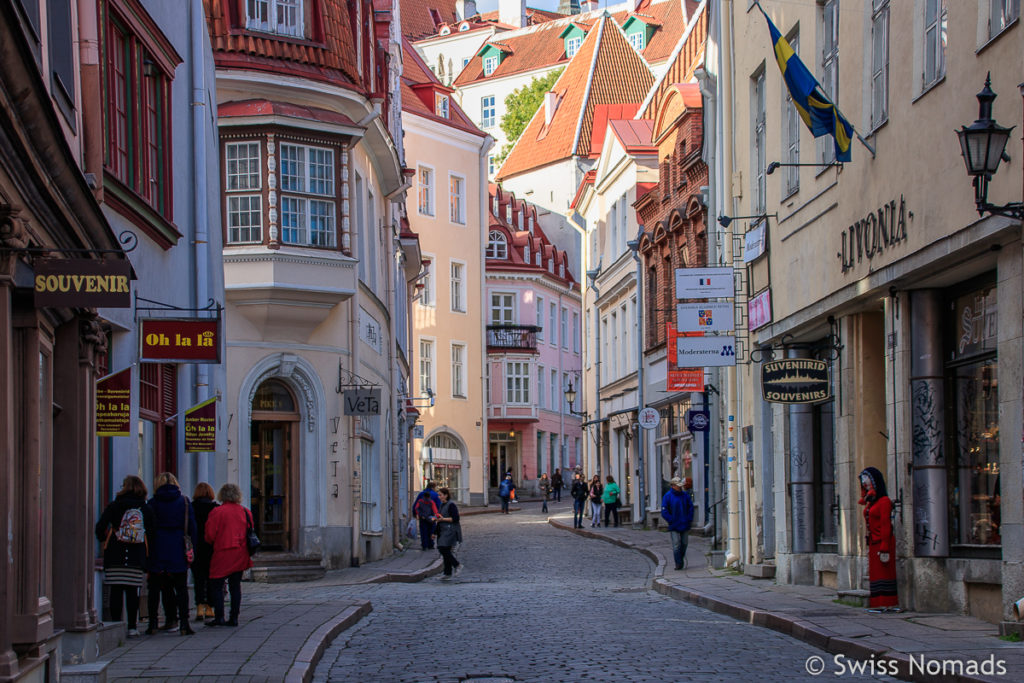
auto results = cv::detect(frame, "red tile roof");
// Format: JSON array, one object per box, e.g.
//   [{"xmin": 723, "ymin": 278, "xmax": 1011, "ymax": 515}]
[
  {"xmin": 403, "ymin": 2, "xmax": 563, "ymax": 41},
  {"xmin": 496, "ymin": 14, "xmax": 654, "ymax": 181},
  {"xmin": 589, "ymin": 103, "xmax": 641, "ymax": 157},
  {"xmin": 607, "ymin": 119, "xmax": 657, "ymax": 153},
  {"xmin": 218, "ymin": 100, "xmax": 360, "ymax": 128},
  {"xmin": 487, "ymin": 186, "xmax": 577, "ymax": 285},
  {"xmin": 639, "ymin": 0, "xmax": 708, "ymax": 117},
  {"xmin": 401, "ymin": 38, "xmax": 486, "ymax": 137}
]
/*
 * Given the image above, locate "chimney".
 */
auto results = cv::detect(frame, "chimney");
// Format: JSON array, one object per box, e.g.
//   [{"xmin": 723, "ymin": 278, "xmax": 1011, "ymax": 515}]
[
  {"xmin": 455, "ymin": 0, "xmax": 477, "ymax": 21},
  {"xmin": 499, "ymin": 0, "xmax": 526, "ymax": 28},
  {"xmin": 544, "ymin": 91, "xmax": 561, "ymax": 126},
  {"xmin": 581, "ymin": 0, "xmax": 598, "ymax": 12}
]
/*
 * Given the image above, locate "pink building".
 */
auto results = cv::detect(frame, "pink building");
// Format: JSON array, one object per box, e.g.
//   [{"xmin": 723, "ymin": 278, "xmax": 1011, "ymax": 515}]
[{"xmin": 485, "ymin": 186, "xmax": 583, "ymax": 495}]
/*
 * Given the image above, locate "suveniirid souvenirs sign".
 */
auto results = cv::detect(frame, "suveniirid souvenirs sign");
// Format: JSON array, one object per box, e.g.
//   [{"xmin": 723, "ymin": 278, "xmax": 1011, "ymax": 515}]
[
  {"xmin": 184, "ymin": 397, "xmax": 217, "ymax": 452},
  {"xmin": 96, "ymin": 368, "xmax": 131, "ymax": 436},
  {"xmin": 34, "ymin": 258, "xmax": 132, "ymax": 308},
  {"xmin": 837, "ymin": 196, "xmax": 908, "ymax": 273},
  {"xmin": 140, "ymin": 319, "xmax": 220, "ymax": 363},
  {"xmin": 761, "ymin": 359, "xmax": 831, "ymax": 403}
]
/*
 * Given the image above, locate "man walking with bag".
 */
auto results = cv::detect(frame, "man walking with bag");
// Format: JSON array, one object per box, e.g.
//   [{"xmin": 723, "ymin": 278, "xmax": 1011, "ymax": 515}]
[{"xmin": 661, "ymin": 477, "xmax": 695, "ymax": 570}]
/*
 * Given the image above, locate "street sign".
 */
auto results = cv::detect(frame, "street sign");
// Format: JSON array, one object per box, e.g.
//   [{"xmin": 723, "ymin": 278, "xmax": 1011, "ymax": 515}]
[
  {"xmin": 638, "ymin": 407, "xmax": 660, "ymax": 430},
  {"xmin": 761, "ymin": 359, "xmax": 831, "ymax": 403},
  {"xmin": 675, "ymin": 267, "xmax": 734, "ymax": 299},
  {"xmin": 676, "ymin": 302, "xmax": 734, "ymax": 333},
  {"xmin": 676, "ymin": 335, "xmax": 737, "ymax": 367},
  {"xmin": 343, "ymin": 388, "xmax": 381, "ymax": 415},
  {"xmin": 687, "ymin": 410, "xmax": 710, "ymax": 432}
]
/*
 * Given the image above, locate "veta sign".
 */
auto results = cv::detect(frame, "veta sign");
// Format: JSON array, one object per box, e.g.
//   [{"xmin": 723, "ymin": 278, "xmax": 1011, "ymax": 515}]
[
  {"xmin": 96, "ymin": 368, "xmax": 131, "ymax": 436},
  {"xmin": 344, "ymin": 388, "xmax": 381, "ymax": 416},
  {"xmin": 140, "ymin": 319, "xmax": 220, "ymax": 363},
  {"xmin": 761, "ymin": 359, "xmax": 831, "ymax": 403},
  {"xmin": 34, "ymin": 258, "xmax": 132, "ymax": 308},
  {"xmin": 184, "ymin": 397, "xmax": 217, "ymax": 452},
  {"xmin": 837, "ymin": 196, "xmax": 908, "ymax": 273}
]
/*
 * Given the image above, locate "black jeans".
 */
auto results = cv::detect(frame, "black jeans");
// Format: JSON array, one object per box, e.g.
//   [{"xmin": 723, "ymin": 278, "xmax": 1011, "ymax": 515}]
[
  {"xmin": 604, "ymin": 502, "xmax": 620, "ymax": 527},
  {"xmin": 191, "ymin": 562, "xmax": 210, "ymax": 605},
  {"xmin": 147, "ymin": 572, "xmax": 188, "ymax": 628},
  {"xmin": 553, "ymin": 487, "xmax": 562, "ymax": 502},
  {"xmin": 418, "ymin": 519, "xmax": 435, "ymax": 549},
  {"xmin": 438, "ymin": 546, "xmax": 460, "ymax": 576},
  {"xmin": 109, "ymin": 584, "xmax": 140, "ymax": 629},
  {"xmin": 210, "ymin": 571, "xmax": 243, "ymax": 623},
  {"xmin": 572, "ymin": 499, "xmax": 585, "ymax": 527}
]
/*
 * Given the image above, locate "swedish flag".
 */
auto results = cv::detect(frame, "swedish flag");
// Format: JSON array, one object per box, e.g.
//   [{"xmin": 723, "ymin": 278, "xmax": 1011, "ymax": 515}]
[{"xmin": 759, "ymin": 3, "xmax": 853, "ymax": 162}]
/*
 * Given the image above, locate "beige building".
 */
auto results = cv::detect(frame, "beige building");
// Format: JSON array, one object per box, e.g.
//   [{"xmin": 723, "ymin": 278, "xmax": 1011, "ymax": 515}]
[
  {"xmin": 403, "ymin": 41, "xmax": 493, "ymax": 505},
  {"xmin": 718, "ymin": 0, "xmax": 1023, "ymax": 628}
]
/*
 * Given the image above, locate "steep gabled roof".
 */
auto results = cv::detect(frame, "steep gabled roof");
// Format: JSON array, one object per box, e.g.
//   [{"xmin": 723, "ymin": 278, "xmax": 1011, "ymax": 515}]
[
  {"xmin": 401, "ymin": 37, "xmax": 486, "ymax": 137},
  {"xmin": 638, "ymin": 0, "xmax": 708, "ymax": 118},
  {"xmin": 404, "ymin": 2, "xmax": 564, "ymax": 41},
  {"xmin": 496, "ymin": 14, "xmax": 654, "ymax": 181},
  {"xmin": 487, "ymin": 186, "xmax": 578, "ymax": 285},
  {"xmin": 589, "ymin": 103, "xmax": 641, "ymax": 158}
]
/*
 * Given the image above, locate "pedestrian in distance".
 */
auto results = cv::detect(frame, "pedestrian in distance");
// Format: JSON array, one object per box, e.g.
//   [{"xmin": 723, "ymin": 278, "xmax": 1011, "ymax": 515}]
[
  {"xmin": 588, "ymin": 475, "xmax": 604, "ymax": 527},
  {"xmin": 146, "ymin": 472, "xmax": 197, "ymax": 635},
  {"xmin": 204, "ymin": 483, "xmax": 255, "ymax": 627},
  {"xmin": 570, "ymin": 472, "xmax": 589, "ymax": 528},
  {"xmin": 498, "ymin": 474, "xmax": 514, "ymax": 514},
  {"xmin": 190, "ymin": 482, "xmax": 219, "ymax": 621},
  {"xmin": 539, "ymin": 472, "xmax": 552, "ymax": 513},
  {"xmin": 602, "ymin": 475, "xmax": 621, "ymax": 528},
  {"xmin": 661, "ymin": 477, "xmax": 695, "ymax": 570},
  {"xmin": 551, "ymin": 468, "xmax": 564, "ymax": 502},
  {"xmin": 435, "ymin": 487, "xmax": 463, "ymax": 580},
  {"xmin": 413, "ymin": 489, "xmax": 440, "ymax": 550},
  {"xmin": 95, "ymin": 475, "xmax": 154, "ymax": 638}
]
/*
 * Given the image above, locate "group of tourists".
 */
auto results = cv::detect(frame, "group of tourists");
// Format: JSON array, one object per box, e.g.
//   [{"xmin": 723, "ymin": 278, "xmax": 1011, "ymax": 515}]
[
  {"xmin": 410, "ymin": 482, "xmax": 463, "ymax": 580},
  {"xmin": 95, "ymin": 473, "xmax": 257, "ymax": 636},
  {"xmin": 566, "ymin": 472, "xmax": 623, "ymax": 528}
]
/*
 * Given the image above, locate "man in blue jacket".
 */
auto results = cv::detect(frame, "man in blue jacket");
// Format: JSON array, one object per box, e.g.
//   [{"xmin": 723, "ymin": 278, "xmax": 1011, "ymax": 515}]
[{"xmin": 661, "ymin": 477, "xmax": 694, "ymax": 570}]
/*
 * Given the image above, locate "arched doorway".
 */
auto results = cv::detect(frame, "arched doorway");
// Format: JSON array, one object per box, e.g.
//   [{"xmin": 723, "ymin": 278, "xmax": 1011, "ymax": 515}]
[
  {"xmin": 423, "ymin": 432, "xmax": 464, "ymax": 500},
  {"xmin": 250, "ymin": 379, "xmax": 299, "ymax": 551}
]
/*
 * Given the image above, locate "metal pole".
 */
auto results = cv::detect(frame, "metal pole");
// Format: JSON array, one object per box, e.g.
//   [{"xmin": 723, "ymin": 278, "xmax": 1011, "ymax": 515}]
[
  {"xmin": 588, "ymin": 272, "xmax": 602, "ymax": 478},
  {"xmin": 628, "ymin": 236, "xmax": 646, "ymax": 526}
]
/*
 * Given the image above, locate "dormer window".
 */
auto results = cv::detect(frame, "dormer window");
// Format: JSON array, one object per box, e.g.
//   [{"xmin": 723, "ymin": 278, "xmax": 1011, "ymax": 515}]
[
  {"xmin": 528, "ymin": 216, "xmax": 534, "ymax": 232},
  {"xmin": 566, "ymin": 35, "xmax": 582, "ymax": 58},
  {"xmin": 439, "ymin": 25, "xmax": 451, "ymax": 35},
  {"xmin": 459, "ymin": 21, "xmax": 471, "ymax": 31},
  {"xmin": 628, "ymin": 31, "xmax": 645, "ymax": 51},
  {"xmin": 524, "ymin": 244, "xmax": 530, "ymax": 262},
  {"xmin": 435, "ymin": 94, "xmax": 450, "ymax": 118},
  {"xmin": 246, "ymin": 0, "xmax": 303, "ymax": 38},
  {"xmin": 483, "ymin": 55, "xmax": 498, "ymax": 75},
  {"xmin": 559, "ymin": 263, "xmax": 565, "ymax": 278},
  {"xmin": 548, "ymin": 259, "xmax": 554, "ymax": 273},
  {"xmin": 622, "ymin": 16, "xmax": 656, "ymax": 55},
  {"xmin": 518, "ymin": 212, "xmax": 523, "ymax": 230},
  {"xmin": 535, "ymin": 251, "xmax": 541, "ymax": 266},
  {"xmin": 505, "ymin": 204, "xmax": 512, "ymax": 222},
  {"xmin": 486, "ymin": 230, "xmax": 507, "ymax": 259}
]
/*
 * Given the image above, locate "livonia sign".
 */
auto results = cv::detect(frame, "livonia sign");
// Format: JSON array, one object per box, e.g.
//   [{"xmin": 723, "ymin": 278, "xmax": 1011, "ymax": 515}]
[{"xmin": 837, "ymin": 196, "xmax": 908, "ymax": 273}]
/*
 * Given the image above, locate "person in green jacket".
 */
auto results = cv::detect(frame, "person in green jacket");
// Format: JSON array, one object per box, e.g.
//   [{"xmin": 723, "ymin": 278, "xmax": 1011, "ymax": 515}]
[{"xmin": 602, "ymin": 475, "xmax": 621, "ymax": 528}]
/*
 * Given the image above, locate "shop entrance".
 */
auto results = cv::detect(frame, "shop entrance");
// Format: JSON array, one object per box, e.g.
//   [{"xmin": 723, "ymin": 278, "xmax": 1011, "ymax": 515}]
[{"xmin": 250, "ymin": 380, "xmax": 299, "ymax": 551}]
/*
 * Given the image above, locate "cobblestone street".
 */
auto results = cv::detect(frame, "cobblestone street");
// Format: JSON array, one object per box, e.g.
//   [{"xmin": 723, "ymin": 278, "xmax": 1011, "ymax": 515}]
[{"xmin": 313, "ymin": 507, "xmax": 893, "ymax": 683}]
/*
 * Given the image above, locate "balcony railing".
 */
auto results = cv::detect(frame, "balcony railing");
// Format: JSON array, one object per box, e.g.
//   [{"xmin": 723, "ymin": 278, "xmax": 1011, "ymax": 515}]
[{"xmin": 487, "ymin": 325, "xmax": 540, "ymax": 351}]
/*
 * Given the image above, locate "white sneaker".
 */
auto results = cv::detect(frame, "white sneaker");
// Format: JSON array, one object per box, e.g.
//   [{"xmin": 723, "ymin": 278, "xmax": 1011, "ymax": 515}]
[
  {"xmin": 440, "ymin": 574, "xmax": 452, "ymax": 581},
  {"xmin": 455, "ymin": 564, "xmax": 463, "ymax": 575},
  {"xmin": 126, "ymin": 628, "xmax": 140, "ymax": 638}
]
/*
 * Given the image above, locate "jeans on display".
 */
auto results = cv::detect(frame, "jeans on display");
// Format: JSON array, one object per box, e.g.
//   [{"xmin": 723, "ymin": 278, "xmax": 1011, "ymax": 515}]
[
  {"xmin": 572, "ymin": 499, "xmax": 585, "ymax": 527},
  {"xmin": 438, "ymin": 545, "xmax": 460, "ymax": 576},
  {"xmin": 590, "ymin": 501, "xmax": 602, "ymax": 526},
  {"xmin": 670, "ymin": 529, "xmax": 689, "ymax": 569},
  {"xmin": 108, "ymin": 585, "xmax": 140, "ymax": 629},
  {"xmin": 210, "ymin": 571, "xmax": 243, "ymax": 623},
  {"xmin": 418, "ymin": 518, "xmax": 435, "ymax": 549},
  {"xmin": 147, "ymin": 572, "xmax": 188, "ymax": 628}
]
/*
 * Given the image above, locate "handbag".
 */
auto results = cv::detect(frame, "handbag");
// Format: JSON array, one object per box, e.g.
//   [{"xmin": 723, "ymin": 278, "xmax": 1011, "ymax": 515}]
[
  {"xmin": 183, "ymin": 498, "xmax": 195, "ymax": 565},
  {"xmin": 246, "ymin": 509, "xmax": 261, "ymax": 556}
]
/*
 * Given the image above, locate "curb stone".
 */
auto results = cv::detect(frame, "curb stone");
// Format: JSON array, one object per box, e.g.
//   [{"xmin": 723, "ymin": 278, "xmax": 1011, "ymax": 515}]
[{"xmin": 284, "ymin": 601, "xmax": 372, "ymax": 683}]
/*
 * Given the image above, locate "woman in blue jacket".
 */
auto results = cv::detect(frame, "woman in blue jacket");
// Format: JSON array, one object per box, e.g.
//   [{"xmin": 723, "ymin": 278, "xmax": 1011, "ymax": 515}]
[{"xmin": 146, "ymin": 472, "xmax": 197, "ymax": 635}]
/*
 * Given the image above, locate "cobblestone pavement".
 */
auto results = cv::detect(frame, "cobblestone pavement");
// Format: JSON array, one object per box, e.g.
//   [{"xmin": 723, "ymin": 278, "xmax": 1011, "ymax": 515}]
[{"xmin": 313, "ymin": 507, "xmax": 897, "ymax": 683}]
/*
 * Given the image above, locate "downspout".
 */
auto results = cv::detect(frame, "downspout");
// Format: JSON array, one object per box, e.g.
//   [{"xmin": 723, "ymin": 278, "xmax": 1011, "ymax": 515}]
[
  {"xmin": 479, "ymin": 135, "xmax": 494, "ymax": 505},
  {"xmin": 349, "ymin": 144, "xmax": 363, "ymax": 565},
  {"xmin": 590, "ymin": 277, "xmax": 602, "ymax": 476},
  {"xmin": 77, "ymin": 0, "xmax": 103, "ymax": 199},
  {"xmin": 629, "ymin": 237, "xmax": 646, "ymax": 526},
  {"xmin": 721, "ymin": 0, "xmax": 741, "ymax": 567},
  {"xmin": 557, "ymin": 290, "xmax": 565, "ymax": 473}
]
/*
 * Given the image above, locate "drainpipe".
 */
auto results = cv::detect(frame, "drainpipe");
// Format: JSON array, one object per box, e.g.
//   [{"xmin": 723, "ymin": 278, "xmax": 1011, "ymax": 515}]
[
  {"xmin": 627, "ymin": 233, "xmax": 646, "ymax": 526},
  {"xmin": 558, "ymin": 290, "xmax": 565, "ymax": 474},
  {"xmin": 479, "ymin": 135, "xmax": 494, "ymax": 504},
  {"xmin": 586, "ymin": 268, "xmax": 602, "ymax": 476}
]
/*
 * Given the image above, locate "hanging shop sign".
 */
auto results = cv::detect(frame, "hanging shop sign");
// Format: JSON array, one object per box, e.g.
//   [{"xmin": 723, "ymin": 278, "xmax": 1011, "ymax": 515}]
[
  {"xmin": 687, "ymin": 409, "xmax": 710, "ymax": 433},
  {"xmin": 412, "ymin": 424, "xmax": 425, "ymax": 439},
  {"xmin": 638, "ymin": 407, "xmax": 661, "ymax": 430},
  {"xmin": 668, "ymin": 368, "xmax": 704, "ymax": 392},
  {"xmin": 184, "ymin": 397, "xmax": 217, "ymax": 452},
  {"xmin": 676, "ymin": 335, "xmax": 737, "ymax": 367},
  {"xmin": 34, "ymin": 258, "xmax": 132, "ymax": 308},
  {"xmin": 343, "ymin": 388, "xmax": 381, "ymax": 415},
  {"xmin": 837, "ymin": 196, "xmax": 908, "ymax": 273},
  {"xmin": 96, "ymin": 368, "xmax": 131, "ymax": 436},
  {"xmin": 761, "ymin": 359, "xmax": 831, "ymax": 403},
  {"xmin": 676, "ymin": 302, "xmax": 734, "ymax": 334},
  {"xmin": 140, "ymin": 319, "xmax": 220, "ymax": 363},
  {"xmin": 674, "ymin": 267, "xmax": 734, "ymax": 299},
  {"xmin": 749, "ymin": 288, "xmax": 772, "ymax": 331},
  {"xmin": 743, "ymin": 222, "xmax": 768, "ymax": 263}
]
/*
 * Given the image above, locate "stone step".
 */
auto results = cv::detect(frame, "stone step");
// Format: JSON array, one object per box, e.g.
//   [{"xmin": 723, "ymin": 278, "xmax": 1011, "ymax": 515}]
[
  {"xmin": 744, "ymin": 563, "xmax": 776, "ymax": 579},
  {"xmin": 250, "ymin": 554, "xmax": 325, "ymax": 583},
  {"xmin": 837, "ymin": 588, "xmax": 870, "ymax": 607},
  {"xmin": 61, "ymin": 661, "xmax": 108, "ymax": 683}
]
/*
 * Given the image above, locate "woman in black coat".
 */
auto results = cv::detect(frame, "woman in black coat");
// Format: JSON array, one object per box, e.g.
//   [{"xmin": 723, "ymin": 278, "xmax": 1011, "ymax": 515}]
[
  {"xmin": 95, "ymin": 475, "xmax": 154, "ymax": 637},
  {"xmin": 147, "ymin": 472, "xmax": 197, "ymax": 635},
  {"xmin": 190, "ymin": 482, "xmax": 219, "ymax": 621}
]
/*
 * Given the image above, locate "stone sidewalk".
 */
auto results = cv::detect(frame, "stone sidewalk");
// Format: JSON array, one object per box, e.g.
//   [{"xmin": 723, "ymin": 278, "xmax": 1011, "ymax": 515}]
[{"xmin": 546, "ymin": 505, "xmax": 1023, "ymax": 683}]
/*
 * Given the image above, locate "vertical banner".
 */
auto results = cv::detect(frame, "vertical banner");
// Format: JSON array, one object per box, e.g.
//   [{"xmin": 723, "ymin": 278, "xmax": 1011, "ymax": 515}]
[
  {"xmin": 184, "ymin": 397, "xmax": 218, "ymax": 452},
  {"xmin": 96, "ymin": 368, "xmax": 132, "ymax": 436}
]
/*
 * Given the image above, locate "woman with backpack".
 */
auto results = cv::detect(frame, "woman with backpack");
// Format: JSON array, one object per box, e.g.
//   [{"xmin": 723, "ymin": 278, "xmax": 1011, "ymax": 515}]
[
  {"xmin": 147, "ymin": 472, "xmax": 197, "ymax": 635},
  {"xmin": 588, "ymin": 475, "xmax": 604, "ymax": 528},
  {"xmin": 435, "ymin": 487, "xmax": 463, "ymax": 580},
  {"xmin": 190, "ymin": 482, "xmax": 219, "ymax": 621},
  {"xmin": 204, "ymin": 483, "xmax": 255, "ymax": 627},
  {"xmin": 95, "ymin": 475, "xmax": 154, "ymax": 637}
]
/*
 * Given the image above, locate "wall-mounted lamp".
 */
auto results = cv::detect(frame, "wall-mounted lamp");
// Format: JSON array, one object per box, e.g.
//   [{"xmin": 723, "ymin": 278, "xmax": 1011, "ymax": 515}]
[
  {"xmin": 956, "ymin": 74, "xmax": 1022, "ymax": 220},
  {"xmin": 766, "ymin": 160, "xmax": 840, "ymax": 175},
  {"xmin": 717, "ymin": 213, "xmax": 775, "ymax": 228},
  {"xmin": 564, "ymin": 379, "xmax": 586, "ymax": 417}
]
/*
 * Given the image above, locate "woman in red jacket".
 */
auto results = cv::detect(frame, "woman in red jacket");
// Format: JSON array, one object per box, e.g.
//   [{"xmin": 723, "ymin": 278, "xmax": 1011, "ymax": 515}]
[{"xmin": 204, "ymin": 483, "xmax": 254, "ymax": 626}]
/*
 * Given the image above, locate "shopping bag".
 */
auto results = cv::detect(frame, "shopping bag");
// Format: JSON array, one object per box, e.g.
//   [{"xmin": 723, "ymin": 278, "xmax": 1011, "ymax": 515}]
[{"xmin": 406, "ymin": 517, "xmax": 418, "ymax": 539}]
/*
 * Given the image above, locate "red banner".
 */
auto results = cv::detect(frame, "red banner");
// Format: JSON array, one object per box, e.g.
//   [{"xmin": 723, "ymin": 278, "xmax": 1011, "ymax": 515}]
[
  {"xmin": 96, "ymin": 368, "xmax": 131, "ymax": 436},
  {"xmin": 668, "ymin": 368, "xmax": 704, "ymax": 392},
  {"xmin": 184, "ymin": 397, "xmax": 217, "ymax": 452},
  {"xmin": 140, "ymin": 319, "xmax": 220, "ymax": 363}
]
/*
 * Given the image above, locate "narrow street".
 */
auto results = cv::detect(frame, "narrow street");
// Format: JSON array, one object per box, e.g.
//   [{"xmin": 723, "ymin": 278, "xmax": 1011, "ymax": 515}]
[{"xmin": 313, "ymin": 508, "xmax": 894, "ymax": 682}]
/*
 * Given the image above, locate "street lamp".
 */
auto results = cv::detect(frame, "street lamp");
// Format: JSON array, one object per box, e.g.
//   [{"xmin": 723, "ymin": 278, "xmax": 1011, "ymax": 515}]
[
  {"xmin": 956, "ymin": 74, "xmax": 1022, "ymax": 220},
  {"xmin": 564, "ymin": 379, "xmax": 585, "ymax": 417}
]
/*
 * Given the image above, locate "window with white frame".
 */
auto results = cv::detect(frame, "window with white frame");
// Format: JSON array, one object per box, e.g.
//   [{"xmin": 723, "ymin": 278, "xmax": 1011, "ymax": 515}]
[
  {"xmin": 601, "ymin": 316, "xmax": 609, "ymax": 384},
  {"xmin": 628, "ymin": 31, "xmax": 645, "ymax": 51},
  {"xmin": 490, "ymin": 292, "xmax": 514, "ymax": 326},
  {"xmin": 435, "ymin": 93, "xmax": 450, "ymax": 118},
  {"xmin": 870, "ymin": 2, "xmax": 889, "ymax": 130},
  {"xmin": 609, "ymin": 201, "xmax": 618, "ymax": 255},
  {"xmin": 781, "ymin": 33, "xmax": 800, "ymax": 196},
  {"xmin": 923, "ymin": 0, "xmax": 946, "ymax": 88},
  {"xmin": 483, "ymin": 55, "xmax": 498, "ymax": 75},
  {"xmin": 538, "ymin": 364, "xmax": 546, "ymax": 409},
  {"xmin": 524, "ymin": 243, "xmax": 531, "ymax": 263},
  {"xmin": 449, "ymin": 175, "xmax": 466, "ymax": 224},
  {"xmin": 418, "ymin": 166, "xmax": 434, "ymax": 216},
  {"xmin": 550, "ymin": 368, "xmax": 558, "ymax": 412},
  {"xmin": 481, "ymin": 95, "xmax": 496, "ymax": 128},
  {"xmin": 611, "ymin": 310, "xmax": 619, "ymax": 378},
  {"xmin": 246, "ymin": 0, "xmax": 303, "ymax": 37},
  {"xmin": 989, "ymin": 0, "xmax": 1019, "ymax": 38},
  {"xmin": 620, "ymin": 303, "xmax": 629, "ymax": 373},
  {"xmin": 549, "ymin": 303, "xmax": 557, "ymax": 346},
  {"xmin": 451, "ymin": 343, "xmax": 465, "ymax": 398},
  {"xmin": 819, "ymin": 0, "xmax": 839, "ymax": 164},
  {"xmin": 486, "ymin": 230, "xmax": 507, "ymax": 259},
  {"xmin": 225, "ymin": 140, "xmax": 263, "ymax": 244},
  {"xmin": 419, "ymin": 339, "xmax": 434, "ymax": 396},
  {"xmin": 561, "ymin": 307, "xmax": 568, "ymax": 349},
  {"xmin": 279, "ymin": 142, "xmax": 336, "ymax": 247},
  {"xmin": 450, "ymin": 261, "xmax": 465, "ymax": 312},
  {"xmin": 566, "ymin": 36, "xmax": 582, "ymax": 58},
  {"xmin": 536, "ymin": 296, "xmax": 544, "ymax": 340},
  {"xmin": 752, "ymin": 69, "xmax": 766, "ymax": 214},
  {"xmin": 505, "ymin": 361, "xmax": 530, "ymax": 404},
  {"xmin": 420, "ymin": 255, "xmax": 435, "ymax": 306},
  {"xmin": 572, "ymin": 312, "xmax": 579, "ymax": 353},
  {"xmin": 488, "ymin": 155, "xmax": 496, "ymax": 176}
]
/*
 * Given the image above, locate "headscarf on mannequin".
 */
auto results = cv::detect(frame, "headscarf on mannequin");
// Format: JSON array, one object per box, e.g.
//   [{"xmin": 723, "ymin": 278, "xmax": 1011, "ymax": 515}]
[{"xmin": 858, "ymin": 466, "xmax": 888, "ymax": 505}]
